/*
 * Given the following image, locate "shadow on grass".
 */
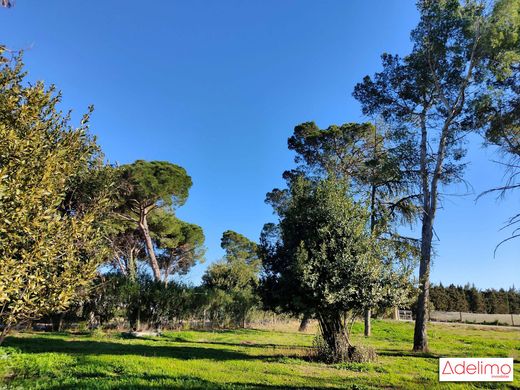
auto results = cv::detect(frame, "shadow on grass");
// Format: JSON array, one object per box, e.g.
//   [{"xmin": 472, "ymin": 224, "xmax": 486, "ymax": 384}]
[
  {"xmin": 3, "ymin": 336, "xmax": 269, "ymax": 361},
  {"xmin": 44, "ymin": 373, "xmax": 348, "ymax": 390},
  {"xmin": 160, "ymin": 337, "xmax": 312, "ymax": 351},
  {"xmin": 377, "ymin": 348, "xmax": 439, "ymax": 359}
]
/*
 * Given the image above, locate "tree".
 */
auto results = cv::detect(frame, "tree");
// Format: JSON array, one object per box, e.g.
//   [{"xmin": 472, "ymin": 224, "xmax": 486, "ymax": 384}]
[
  {"xmin": 353, "ymin": 0, "xmax": 494, "ymax": 352},
  {"xmin": 203, "ymin": 231, "xmax": 260, "ymax": 327},
  {"xmin": 260, "ymin": 177, "xmax": 411, "ymax": 362},
  {"xmin": 466, "ymin": 285, "xmax": 486, "ymax": 313},
  {"xmin": 430, "ymin": 283, "xmax": 450, "ymax": 311},
  {"xmin": 445, "ymin": 285, "xmax": 469, "ymax": 312},
  {"xmin": 286, "ymin": 121, "xmax": 419, "ymax": 336},
  {"xmin": 0, "ymin": 49, "xmax": 113, "ymax": 344},
  {"xmin": 474, "ymin": 0, "xmax": 520, "ymax": 249},
  {"xmin": 220, "ymin": 230, "xmax": 259, "ymax": 265},
  {"xmin": 115, "ymin": 160, "xmax": 192, "ymax": 282},
  {"xmin": 148, "ymin": 208, "xmax": 205, "ymax": 284}
]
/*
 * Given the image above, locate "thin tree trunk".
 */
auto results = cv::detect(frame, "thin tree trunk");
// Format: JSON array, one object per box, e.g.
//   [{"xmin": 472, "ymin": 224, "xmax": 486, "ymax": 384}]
[
  {"xmin": 364, "ymin": 309, "xmax": 371, "ymax": 337},
  {"xmin": 128, "ymin": 249, "xmax": 137, "ymax": 281},
  {"xmin": 365, "ymin": 126, "xmax": 378, "ymax": 338},
  {"xmin": 413, "ymin": 111, "xmax": 432, "ymax": 353},
  {"xmin": 414, "ymin": 212, "xmax": 433, "ymax": 352},
  {"xmin": 138, "ymin": 210, "xmax": 161, "ymax": 282},
  {"xmin": 414, "ymin": 109, "xmax": 450, "ymax": 352},
  {"xmin": 298, "ymin": 313, "xmax": 311, "ymax": 332},
  {"xmin": 51, "ymin": 312, "xmax": 65, "ymax": 332},
  {"xmin": 0, "ymin": 322, "xmax": 11, "ymax": 345}
]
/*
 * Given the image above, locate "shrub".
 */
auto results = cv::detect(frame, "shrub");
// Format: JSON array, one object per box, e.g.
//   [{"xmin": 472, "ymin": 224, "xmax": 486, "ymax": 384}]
[{"xmin": 310, "ymin": 334, "xmax": 377, "ymax": 363}]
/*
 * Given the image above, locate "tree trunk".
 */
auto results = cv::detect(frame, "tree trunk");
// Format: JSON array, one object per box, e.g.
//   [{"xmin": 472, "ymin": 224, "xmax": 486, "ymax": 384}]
[
  {"xmin": 413, "ymin": 111, "xmax": 432, "ymax": 353},
  {"xmin": 413, "ymin": 210, "xmax": 433, "ymax": 352},
  {"xmin": 298, "ymin": 313, "xmax": 311, "ymax": 332},
  {"xmin": 138, "ymin": 211, "xmax": 162, "ymax": 282},
  {"xmin": 364, "ymin": 309, "xmax": 371, "ymax": 337},
  {"xmin": 51, "ymin": 312, "xmax": 65, "ymax": 332},
  {"xmin": 317, "ymin": 312, "xmax": 351, "ymax": 363},
  {"xmin": 128, "ymin": 249, "xmax": 137, "ymax": 281},
  {"xmin": 0, "ymin": 322, "xmax": 11, "ymax": 345}
]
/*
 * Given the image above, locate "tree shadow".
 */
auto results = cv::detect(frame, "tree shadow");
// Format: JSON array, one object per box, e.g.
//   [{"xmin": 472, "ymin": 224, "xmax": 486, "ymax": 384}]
[
  {"xmin": 3, "ymin": 336, "xmax": 268, "ymax": 361},
  {"xmin": 377, "ymin": 348, "xmax": 438, "ymax": 359},
  {"xmin": 43, "ymin": 373, "xmax": 344, "ymax": 389},
  {"xmin": 160, "ymin": 337, "xmax": 311, "ymax": 351}
]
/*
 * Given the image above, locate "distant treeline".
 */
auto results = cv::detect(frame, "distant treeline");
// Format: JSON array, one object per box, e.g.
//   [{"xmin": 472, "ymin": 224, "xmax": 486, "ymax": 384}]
[{"xmin": 429, "ymin": 284, "xmax": 520, "ymax": 314}]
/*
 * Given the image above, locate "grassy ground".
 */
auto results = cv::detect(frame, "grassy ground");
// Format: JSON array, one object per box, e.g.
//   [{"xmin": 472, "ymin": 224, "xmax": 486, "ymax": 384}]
[{"xmin": 0, "ymin": 320, "xmax": 518, "ymax": 389}]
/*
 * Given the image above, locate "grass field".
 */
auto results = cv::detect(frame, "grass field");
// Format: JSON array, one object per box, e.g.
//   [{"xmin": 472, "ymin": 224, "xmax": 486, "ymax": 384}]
[{"xmin": 0, "ymin": 320, "xmax": 518, "ymax": 389}]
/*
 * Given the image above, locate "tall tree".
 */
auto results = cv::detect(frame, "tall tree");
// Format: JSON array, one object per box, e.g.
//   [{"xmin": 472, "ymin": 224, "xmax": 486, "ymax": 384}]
[
  {"xmin": 354, "ymin": 0, "xmax": 491, "ymax": 352},
  {"xmin": 115, "ymin": 160, "xmax": 192, "ymax": 282},
  {"xmin": 0, "ymin": 49, "xmax": 113, "ymax": 344},
  {"xmin": 286, "ymin": 121, "xmax": 419, "ymax": 336}
]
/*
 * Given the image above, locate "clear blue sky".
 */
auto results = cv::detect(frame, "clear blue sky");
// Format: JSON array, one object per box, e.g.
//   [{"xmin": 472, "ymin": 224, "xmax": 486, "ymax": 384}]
[{"xmin": 1, "ymin": 1, "xmax": 518, "ymax": 289}]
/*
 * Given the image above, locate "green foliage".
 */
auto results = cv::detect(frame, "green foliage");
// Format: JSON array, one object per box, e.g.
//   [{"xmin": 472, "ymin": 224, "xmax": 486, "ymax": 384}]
[
  {"xmin": 287, "ymin": 122, "xmax": 382, "ymax": 181},
  {"xmin": 474, "ymin": 0, "xmax": 519, "ymax": 159},
  {"xmin": 430, "ymin": 283, "xmax": 520, "ymax": 314},
  {"xmin": 262, "ymin": 178, "xmax": 411, "ymax": 315},
  {"xmin": 484, "ymin": 0, "xmax": 520, "ymax": 80},
  {"xmin": 0, "ymin": 49, "xmax": 113, "ymax": 341},
  {"xmin": 148, "ymin": 208, "xmax": 205, "ymax": 282},
  {"xmin": 284, "ymin": 120, "xmax": 419, "ymax": 301},
  {"xmin": 473, "ymin": 0, "xmax": 520, "ymax": 247},
  {"xmin": 58, "ymin": 273, "xmax": 199, "ymax": 331},
  {"xmin": 203, "ymin": 231, "xmax": 261, "ymax": 327},
  {"xmin": 118, "ymin": 160, "xmax": 192, "ymax": 210},
  {"xmin": 220, "ymin": 230, "xmax": 259, "ymax": 265},
  {"xmin": 261, "ymin": 177, "xmax": 411, "ymax": 361}
]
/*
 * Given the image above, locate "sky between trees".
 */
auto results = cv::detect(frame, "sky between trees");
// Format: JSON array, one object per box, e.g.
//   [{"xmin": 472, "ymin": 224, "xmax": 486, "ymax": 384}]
[{"xmin": 0, "ymin": 0, "xmax": 517, "ymax": 288}]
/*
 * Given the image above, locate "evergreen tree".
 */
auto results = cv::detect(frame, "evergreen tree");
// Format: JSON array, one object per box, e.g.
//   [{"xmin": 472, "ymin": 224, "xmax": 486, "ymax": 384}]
[{"xmin": 0, "ymin": 49, "xmax": 113, "ymax": 344}]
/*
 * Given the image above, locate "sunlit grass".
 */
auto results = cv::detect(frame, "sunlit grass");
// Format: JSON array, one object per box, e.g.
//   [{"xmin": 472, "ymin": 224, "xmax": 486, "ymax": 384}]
[{"xmin": 0, "ymin": 320, "xmax": 518, "ymax": 389}]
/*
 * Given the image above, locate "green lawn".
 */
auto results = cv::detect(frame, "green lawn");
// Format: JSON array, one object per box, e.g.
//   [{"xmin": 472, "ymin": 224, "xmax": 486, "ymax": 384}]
[{"xmin": 0, "ymin": 320, "xmax": 518, "ymax": 389}]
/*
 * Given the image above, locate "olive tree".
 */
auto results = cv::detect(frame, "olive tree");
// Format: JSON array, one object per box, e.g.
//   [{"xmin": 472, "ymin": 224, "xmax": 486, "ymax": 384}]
[{"xmin": 260, "ymin": 177, "xmax": 411, "ymax": 362}]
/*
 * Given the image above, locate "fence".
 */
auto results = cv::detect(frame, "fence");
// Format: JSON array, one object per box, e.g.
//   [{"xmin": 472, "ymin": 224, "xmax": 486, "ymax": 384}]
[
  {"xmin": 428, "ymin": 311, "xmax": 519, "ymax": 326},
  {"xmin": 398, "ymin": 310, "xmax": 413, "ymax": 321}
]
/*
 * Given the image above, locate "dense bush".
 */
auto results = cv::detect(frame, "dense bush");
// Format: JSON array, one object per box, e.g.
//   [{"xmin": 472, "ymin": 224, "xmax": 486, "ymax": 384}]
[{"xmin": 43, "ymin": 273, "xmax": 264, "ymax": 331}]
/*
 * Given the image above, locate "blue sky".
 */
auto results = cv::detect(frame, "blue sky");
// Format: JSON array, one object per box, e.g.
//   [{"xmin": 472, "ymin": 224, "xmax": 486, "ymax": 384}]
[{"xmin": 1, "ymin": 1, "xmax": 518, "ymax": 289}]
